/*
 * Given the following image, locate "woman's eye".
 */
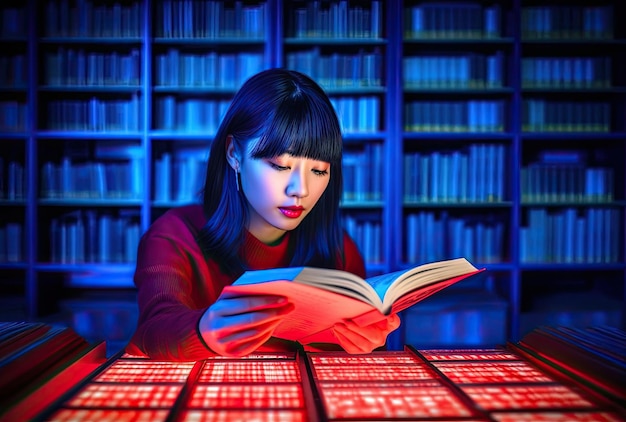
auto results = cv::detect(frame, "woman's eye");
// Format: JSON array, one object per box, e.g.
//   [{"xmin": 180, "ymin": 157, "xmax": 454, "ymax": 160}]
[
  {"xmin": 312, "ymin": 169, "xmax": 329, "ymax": 176},
  {"xmin": 270, "ymin": 162, "xmax": 289, "ymax": 171}
]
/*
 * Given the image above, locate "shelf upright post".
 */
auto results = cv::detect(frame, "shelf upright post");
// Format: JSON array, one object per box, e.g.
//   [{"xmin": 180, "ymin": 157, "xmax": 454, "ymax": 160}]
[
  {"xmin": 508, "ymin": 0, "xmax": 523, "ymax": 342},
  {"xmin": 25, "ymin": 0, "xmax": 38, "ymax": 320},
  {"xmin": 142, "ymin": 0, "xmax": 152, "ymax": 232}
]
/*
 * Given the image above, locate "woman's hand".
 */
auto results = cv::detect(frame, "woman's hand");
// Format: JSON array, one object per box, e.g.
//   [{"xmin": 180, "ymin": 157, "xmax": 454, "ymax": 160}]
[
  {"xmin": 332, "ymin": 313, "xmax": 401, "ymax": 354},
  {"xmin": 199, "ymin": 292, "xmax": 294, "ymax": 357}
]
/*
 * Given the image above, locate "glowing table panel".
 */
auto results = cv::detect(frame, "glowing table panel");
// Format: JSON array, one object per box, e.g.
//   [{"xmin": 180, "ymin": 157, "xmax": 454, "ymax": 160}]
[
  {"xmin": 38, "ymin": 347, "xmax": 625, "ymax": 421},
  {"xmin": 198, "ymin": 360, "xmax": 301, "ymax": 383},
  {"xmin": 94, "ymin": 361, "xmax": 195, "ymax": 383}
]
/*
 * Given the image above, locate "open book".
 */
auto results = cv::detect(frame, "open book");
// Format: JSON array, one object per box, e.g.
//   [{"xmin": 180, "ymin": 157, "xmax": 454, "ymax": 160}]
[{"xmin": 222, "ymin": 257, "xmax": 485, "ymax": 345}]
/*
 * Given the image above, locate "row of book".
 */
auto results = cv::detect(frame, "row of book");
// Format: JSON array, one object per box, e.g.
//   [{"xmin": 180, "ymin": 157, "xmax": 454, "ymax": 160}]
[
  {"xmin": 404, "ymin": 100, "xmax": 505, "ymax": 133},
  {"xmin": 12, "ymin": 54, "xmax": 617, "ymax": 92},
  {"xmin": 405, "ymin": 211, "xmax": 505, "ymax": 264},
  {"xmin": 331, "ymin": 97, "xmax": 380, "ymax": 133},
  {"xmin": 154, "ymin": 51, "xmax": 263, "ymax": 89},
  {"xmin": 403, "ymin": 53, "xmax": 504, "ymax": 89},
  {"xmin": 289, "ymin": 1, "xmax": 381, "ymax": 39},
  {"xmin": 154, "ymin": 97, "xmax": 231, "ymax": 133},
  {"xmin": 403, "ymin": 144, "xmax": 506, "ymax": 204},
  {"xmin": 40, "ymin": 159, "xmax": 142, "ymax": 200},
  {"xmin": 50, "ymin": 210, "xmax": 140, "ymax": 264},
  {"xmin": 522, "ymin": 100, "xmax": 611, "ymax": 133},
  {"xmin": 7, "ymin": 153, "xmax": 618, "ymax": 207},
  {"xmin": 3, "ymin": 3, "xmax": 618, "ymax": 42},
  {"xmin": 44, "ymin": 0, "xmax": 142, "ymax": 38},
  {"xmin": 0, "ymin": 160, "xmax": 25, "ymax": 200},
  {"xmin": 46, "ymin": 95, "xmax": 142, "ymax": 132},
  {"xmin": 342, "ymin": 144, "xmax": 383, "ymax": 203},
  {"xmin": 153, "ymin": 151, "xmax": 207, "ymax": 204},
  {"xmin": 0, "ymin": 55, "xmax": 27, "ymax": 87},
  {"xmin": 285, "ymin": 48, "xmax": 383, "ymax": 89},
  {"xmin": 2, "ymin": 208, "xmax": 621, "ymax": 266},
  {"xmin": 0, "ymin": 6, "xmax": 25, "ymax": 38},
  {"xmin": 521, "ymin": 6, "xmax": 614, "ymax": 40},
  {"xmin": 404, "ymin": 4, "xmax": 502, "ymax": 39},
  {"xmin": 19, "ymin": 98, "xmax": 613, "ymax": 134},
  {"xmin": 153, "ymin": 144, "xmax": 385, "ymax": 205},
  {"xmin": 0, "ymin": 101, "xmax": 27, "ymax": 132},
  {"xmin": 521, "ymin": 165, "xmax": 614, "ymax": 203},
  {"xmin": 521, "ymin": 57, "xmax": 612, "ymax": 89},
  {"xmin": 132, "ymin": 95, "xmax": 380, "ymax": 134},
  {"xmin": 520, "ymin": 207, "xmax": 621, "ymax": 264},
  {"xmin": 342, "ymin": 215, "xmax": 382, "ymax": 264},
  {"xmin": 3, "ymin": 208, "xmax": 620, "ymax": 265},
  {"xmin": 156, "ymin": 1, "xmax": 266, "ymax": 39},
  {"xmin": 0, "ymin": 223, "xmax": 22, "ymax": 263},
  {"xmin": 44, "ymin": 49, "xmax": 142, "ymax": 87}
]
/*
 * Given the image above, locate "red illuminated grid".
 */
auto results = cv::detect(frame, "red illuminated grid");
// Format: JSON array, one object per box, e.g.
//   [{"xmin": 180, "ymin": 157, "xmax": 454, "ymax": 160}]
[
  {"xmin": 433, "ymin": 361, "xmax": 554, "ymax": 384},
  {"xmin": 46, "ymin": 408, "xmax": 169, "ymax": 422},
  {"xmin": 198, "ymin": 360, "xmax": 300, "ymax": 383},
  {"xmin": 491, "ymin": 411, "xmax": 624, "ymax": 421},
  {"xmin": 207, "ymin": 352, "xmax": 296, "ymax": 359},
  {"xmin": 312, "ymin": 364, "xmax": 436, "ymax": 381},
  {"xmin": 94, "ymin": 360, "xmax": 195, "ymax": 383},
  {"xmin": 420, "ymin": 349, "xmax": 521, "ymax": 361},
  {"xmin": 319, "ymin": 382, "xmax": 473, "ymax": 419},
  {"xmin": 462, "ymin": 385, "xmax": 596, "ymax": 410},
  {"xmin": 179, "ymin": 409, "xmax": 307, "ymax": 421},
  {"xmin": 187, "ymin": 384, "xmax": 304, "ymax": 409},
  {"xmin": 64, "ymin": 384, "xmax": 182, "ymax": 408},
  {"xmin": 309, "ymin": 351, "xmax": 420, "ymax": 366}
]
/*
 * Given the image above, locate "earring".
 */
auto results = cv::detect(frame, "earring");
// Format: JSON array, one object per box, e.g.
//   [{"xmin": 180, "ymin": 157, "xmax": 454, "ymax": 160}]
[{"xmin": 234, "ymin": 167, "xmax": 240, "ymax": 192}]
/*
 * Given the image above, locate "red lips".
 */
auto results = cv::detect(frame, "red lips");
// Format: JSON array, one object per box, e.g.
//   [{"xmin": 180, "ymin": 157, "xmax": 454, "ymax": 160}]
[{"xmin": 279, "ymin": 206, "xmax": 304, "ymax": 218}]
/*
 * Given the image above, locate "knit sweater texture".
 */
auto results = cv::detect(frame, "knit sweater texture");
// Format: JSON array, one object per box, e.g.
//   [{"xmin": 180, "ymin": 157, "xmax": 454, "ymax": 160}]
[{"xmin": 126, "ymin": 204, "xmax": 366, "ymax": 360}]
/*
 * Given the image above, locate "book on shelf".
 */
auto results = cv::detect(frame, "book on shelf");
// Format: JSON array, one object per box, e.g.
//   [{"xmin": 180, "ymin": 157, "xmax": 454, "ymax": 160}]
[{"xmin": 222, "ymin": 257, "xmax": 484, "ymax": 345}]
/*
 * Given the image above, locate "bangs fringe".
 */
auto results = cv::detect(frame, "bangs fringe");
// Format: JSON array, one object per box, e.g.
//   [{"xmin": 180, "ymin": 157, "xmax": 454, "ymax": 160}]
[{"xmin": 250, "ymin": 90, "xmax": 342, "ymax": 163}]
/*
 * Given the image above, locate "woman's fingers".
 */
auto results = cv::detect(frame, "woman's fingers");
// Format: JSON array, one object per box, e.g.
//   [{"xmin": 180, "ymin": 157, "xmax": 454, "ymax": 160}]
[
  {"xmin": 199, "ymin": 295, "xmax": 294, "ymax": 357},
  {"xmin": 220, "ymin": 319, "xmax": 284, "ymax": 356},
  {"xmin": 332, "ymin": 314, "xmax": 402, "ymax": 354},
  {"xmin": 211, "ymin": 302, "xmax": 294, "ymax": 339},
  {"xmin": 211, "ymin": 294, "xmax": 290, "ymax": 316}
]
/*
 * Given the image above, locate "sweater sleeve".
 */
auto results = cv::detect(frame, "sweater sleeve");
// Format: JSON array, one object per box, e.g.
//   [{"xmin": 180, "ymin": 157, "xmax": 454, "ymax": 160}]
[
  {"xmin": 341, "ymin": 231, "xmax": 367, "ymax": 279},
  {"xmin": 126, "ymin": 211, "xmax": 218, "ymax": 361}
]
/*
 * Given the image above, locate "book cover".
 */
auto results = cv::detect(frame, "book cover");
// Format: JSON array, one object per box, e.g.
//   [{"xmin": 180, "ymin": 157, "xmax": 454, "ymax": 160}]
[{"xmin": 222, "ymin": 257, "xmax": 484, "ymax": 345}]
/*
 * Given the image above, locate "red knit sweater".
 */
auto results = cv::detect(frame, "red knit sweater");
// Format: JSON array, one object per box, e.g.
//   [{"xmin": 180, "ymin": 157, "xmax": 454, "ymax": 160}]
[{"xmin": 126, "ymin": 205, "xmax": 366, "ymax": 360}]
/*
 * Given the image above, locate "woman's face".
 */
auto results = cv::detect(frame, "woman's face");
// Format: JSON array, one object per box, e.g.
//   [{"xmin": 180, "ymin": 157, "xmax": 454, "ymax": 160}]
[{"xmin": 238, "ymin": 142, "xmax": 331, "ymax": 244}]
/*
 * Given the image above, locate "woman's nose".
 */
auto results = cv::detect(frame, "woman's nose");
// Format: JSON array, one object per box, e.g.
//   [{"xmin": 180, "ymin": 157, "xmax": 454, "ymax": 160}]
[{"xmin": 286, "ymin": 170, "xmax": 308, "ymax": 198}]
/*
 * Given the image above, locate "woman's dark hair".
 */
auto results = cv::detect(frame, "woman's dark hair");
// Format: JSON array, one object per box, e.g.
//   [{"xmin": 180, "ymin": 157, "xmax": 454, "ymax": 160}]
[{"xmin": 197, "ymin": 68, "xmax": 344, "ymax": 276}]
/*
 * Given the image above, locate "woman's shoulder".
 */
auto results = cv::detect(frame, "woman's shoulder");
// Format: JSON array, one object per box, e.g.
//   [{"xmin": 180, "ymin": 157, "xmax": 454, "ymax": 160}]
[{"xmin": 146, "ymin": 204, "xmax": 206, "ymax": 239}]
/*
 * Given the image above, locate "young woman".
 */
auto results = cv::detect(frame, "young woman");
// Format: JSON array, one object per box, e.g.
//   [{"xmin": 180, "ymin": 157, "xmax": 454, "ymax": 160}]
[{"xmin": 126, "ymin": 68, "xmax": 400, "ymax": 360}]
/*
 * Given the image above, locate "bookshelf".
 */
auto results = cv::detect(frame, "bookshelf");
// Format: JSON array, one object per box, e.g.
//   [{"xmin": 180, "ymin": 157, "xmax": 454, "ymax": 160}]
[{"xmin": 0, "ymin": 0, "xmax": 624, "ymax": 353}]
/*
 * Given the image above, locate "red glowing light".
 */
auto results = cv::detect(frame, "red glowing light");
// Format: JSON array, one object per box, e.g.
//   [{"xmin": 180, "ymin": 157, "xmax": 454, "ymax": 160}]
[
  {"xmin": 94, "ymin": 360, "xmax": 195, "ymax": 383},
  {"xmin": 433, "ymin": 361, "xmax": 555, "ymax": 384},
  {"xmin": 462, "ymin": 384, "xmax": 595, "ymax": 409},
  {"xmin": 188, "ymin": 384, "xmax": 304, "ymax": 409},
  {"xmin": 199, "ymin": 361, "xmax": 300, "ymax": 383},
  {"xmin": 319, "ymin": 383, "xmax": 472, "ymax": 419}
]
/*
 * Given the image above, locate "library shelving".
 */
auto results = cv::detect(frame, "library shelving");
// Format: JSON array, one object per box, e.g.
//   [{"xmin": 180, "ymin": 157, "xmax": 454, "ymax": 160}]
[{"xmin": 0, "ymin": 0, "xmax": 624, "ymax": 355}]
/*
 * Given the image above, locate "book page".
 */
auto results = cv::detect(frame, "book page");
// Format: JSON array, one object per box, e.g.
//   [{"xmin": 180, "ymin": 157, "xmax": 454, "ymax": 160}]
[
  {"xmin": 365, "ymin": 258, "xmax": 478, "ymax": 306},
  {"xmin": 387, "ymin": 270, "xmax": 486, "ymax": 314},
  {"xmin": 222, "ymin": 281, "xmax": 379, "ymax": 344},
  {"xmin": 233, "ymin": 267, "xmax": 379, "ymax": 306}
]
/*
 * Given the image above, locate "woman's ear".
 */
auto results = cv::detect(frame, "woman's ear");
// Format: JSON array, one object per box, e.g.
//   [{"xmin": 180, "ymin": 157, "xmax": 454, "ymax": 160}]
[{"xmin": 225, "ymin": 135, "xmax": 241, "ymax": 171}]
